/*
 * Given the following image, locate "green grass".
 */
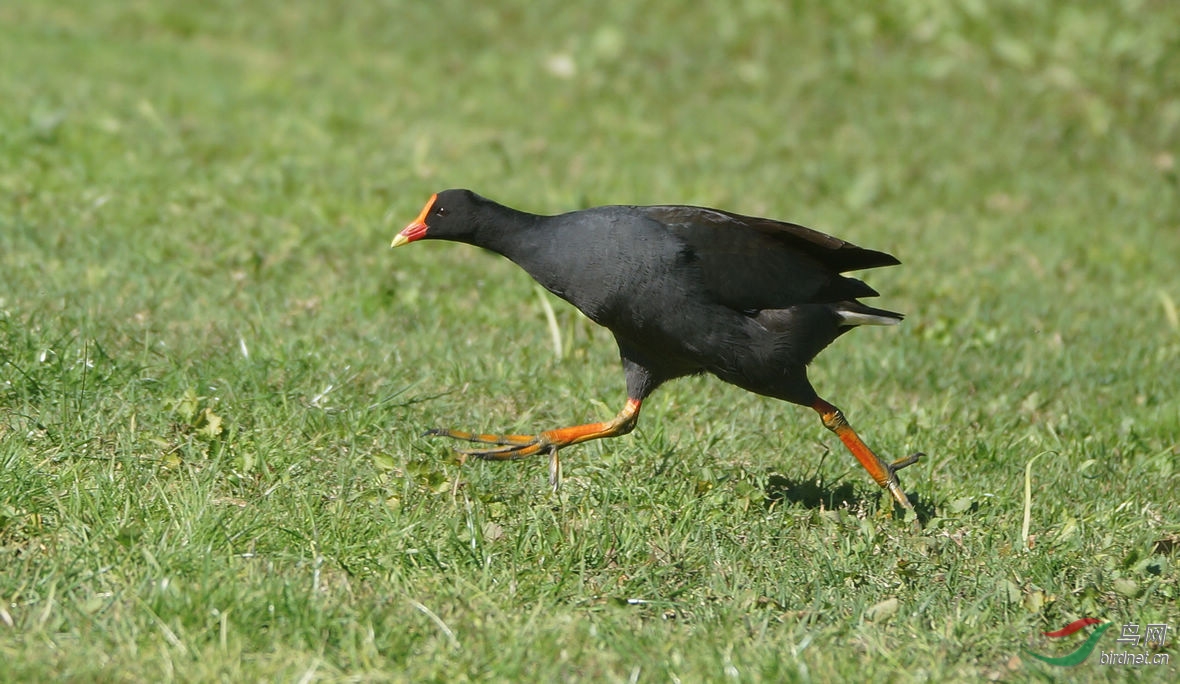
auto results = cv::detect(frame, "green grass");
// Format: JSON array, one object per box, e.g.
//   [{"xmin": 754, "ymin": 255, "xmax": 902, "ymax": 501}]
[{"xmin": 2, "ymin": 0, "xmax": 1178, "ymax": 681}]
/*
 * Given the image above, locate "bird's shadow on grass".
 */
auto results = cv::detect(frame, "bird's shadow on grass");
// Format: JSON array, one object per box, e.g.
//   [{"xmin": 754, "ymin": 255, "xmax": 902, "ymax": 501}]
[
  {"xmin": 764, "ymin": 474, "xmax": 936, "ymax": 524},
  {"xmin": 764, "ymin": 474, "xmax": 860, "ymax": 510}
]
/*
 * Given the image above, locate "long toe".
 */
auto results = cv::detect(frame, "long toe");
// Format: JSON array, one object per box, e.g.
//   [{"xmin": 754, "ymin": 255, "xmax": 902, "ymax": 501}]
[
  {"xmin": 425, "ymin": 427, "xmax": 539, "ymax": 446},
  {"xmin": 890, "ymin": 452, "xmax": 923, "ymax": 471},
  {"xmin": 885, "ymin": 482, "xmax": 922, "ymax": 531},
  {"xmin": 458, "ymin": 439, "xmax": 549, "ymax": 461}
]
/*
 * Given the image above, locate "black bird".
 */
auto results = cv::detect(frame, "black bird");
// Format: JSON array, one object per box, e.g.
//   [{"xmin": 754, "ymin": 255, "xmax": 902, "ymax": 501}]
[{"xmin": 392, "ymin": 189, "xmax": 921, "ymax": 516}]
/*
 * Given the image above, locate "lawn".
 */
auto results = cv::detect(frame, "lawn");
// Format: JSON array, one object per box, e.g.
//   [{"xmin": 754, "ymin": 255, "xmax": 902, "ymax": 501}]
[{"xmin": 2, "ymin": 0, "xmax": 1178, "ymax": 681}]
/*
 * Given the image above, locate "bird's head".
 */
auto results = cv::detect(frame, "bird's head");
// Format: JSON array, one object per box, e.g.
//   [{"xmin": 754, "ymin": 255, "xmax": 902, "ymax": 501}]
[{"xmin": 391, "ymin": 189, "xmax": 482, "ymax": 247}]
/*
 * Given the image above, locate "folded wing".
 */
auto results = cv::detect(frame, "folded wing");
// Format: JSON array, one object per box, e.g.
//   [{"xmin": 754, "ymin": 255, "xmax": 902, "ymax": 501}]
[{"xmin": 638, "ymin": 205, "xmax": 899, "ymax": 312}]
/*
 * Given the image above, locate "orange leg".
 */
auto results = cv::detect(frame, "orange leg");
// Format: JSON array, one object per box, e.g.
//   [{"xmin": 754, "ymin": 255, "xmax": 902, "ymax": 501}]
[
  {"xmin": 811, "ymin": 398, "xmax": 921, "ymax": 519},
  {"xmin": 428, "ymin": 398, "xmax": 642, "ymax": 490}
]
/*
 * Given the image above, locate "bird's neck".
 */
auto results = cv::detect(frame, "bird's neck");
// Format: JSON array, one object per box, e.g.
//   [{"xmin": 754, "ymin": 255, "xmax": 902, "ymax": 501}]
[
  {"xmin": 460, "ymin": 205, "xmax": 561, "ymax": 277},
  {"xmin": 465, "ymin": 203, "xmax": 622, "ymax": 321},
  {"xmin": 468, "ymin": 204, "xmax": 546, "ymax": 258}
]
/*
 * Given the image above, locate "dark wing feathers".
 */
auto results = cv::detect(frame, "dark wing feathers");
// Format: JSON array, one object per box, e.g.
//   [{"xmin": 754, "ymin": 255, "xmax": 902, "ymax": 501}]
[
  {"xmin": 640, "ymin": 205, "xmax": 899, "ymax": 271},
  {"xmin": 636, "ymin": 205, "xmax": 898, "ymax": 312}
]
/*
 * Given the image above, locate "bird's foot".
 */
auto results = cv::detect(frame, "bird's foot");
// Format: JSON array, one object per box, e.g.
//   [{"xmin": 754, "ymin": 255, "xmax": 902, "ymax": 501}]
[
  {"xmin": 890, "ymin": 452, "xmax": 923, "ymax": 472},
  {"xmin": 881, "ymin": 453, "xmax": 923, "ymax": 531},
  {"xmin": 424, "ymin": 400, "xmax": 642, "ymax": 495},
  {"xmin": 424, "ymin": 427, "xmax": 553, "ymax": 460},
  {"xmin": 425, "ymin": 427, "xmax": 564, "ymax": 491}
]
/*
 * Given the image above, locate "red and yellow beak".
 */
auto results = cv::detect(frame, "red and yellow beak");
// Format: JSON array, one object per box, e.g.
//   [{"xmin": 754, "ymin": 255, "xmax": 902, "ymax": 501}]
[{"xmin": 391, "ymin": 193, "xmax": 437, "ymax": 247}]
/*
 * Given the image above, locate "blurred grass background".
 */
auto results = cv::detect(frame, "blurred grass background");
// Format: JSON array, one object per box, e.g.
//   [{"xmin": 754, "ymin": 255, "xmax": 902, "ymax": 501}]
[{"xmin": 2, "ymin": 0, "xmax": 1178, "ymax": 681}]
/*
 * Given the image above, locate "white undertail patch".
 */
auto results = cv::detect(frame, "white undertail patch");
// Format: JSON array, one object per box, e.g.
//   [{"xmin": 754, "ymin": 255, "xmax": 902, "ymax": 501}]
[{"xmin": 836, "ymin": 309, "xmax": 902, "ymax": 327}]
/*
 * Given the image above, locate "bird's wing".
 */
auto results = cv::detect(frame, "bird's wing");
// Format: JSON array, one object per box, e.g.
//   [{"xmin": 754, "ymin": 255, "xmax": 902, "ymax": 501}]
[{"xmin": 637, "ymin": 205, "xmax": 899, "ymax": 311}]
